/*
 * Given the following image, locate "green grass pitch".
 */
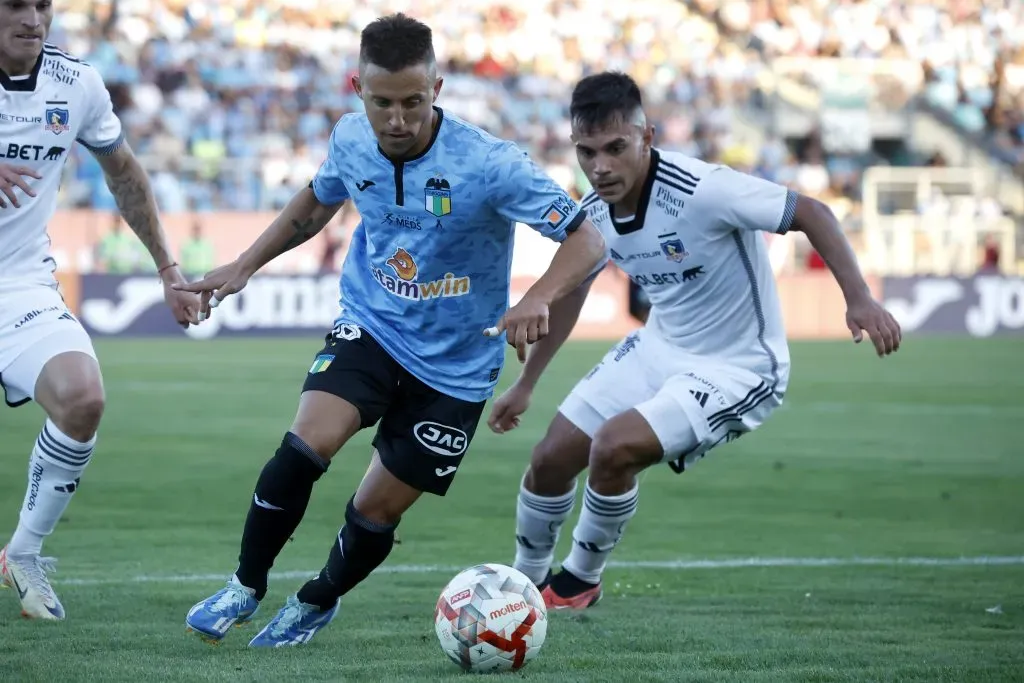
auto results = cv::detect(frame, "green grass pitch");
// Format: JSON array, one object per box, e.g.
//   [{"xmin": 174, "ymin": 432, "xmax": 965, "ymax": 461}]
[{"xmin": 1, "ymin": 337, "xmax": 1022, "ymax": 681}]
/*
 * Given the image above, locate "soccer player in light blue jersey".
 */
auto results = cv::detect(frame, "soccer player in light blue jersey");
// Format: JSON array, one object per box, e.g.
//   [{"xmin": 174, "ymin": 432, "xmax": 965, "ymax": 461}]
[{"xmin": 175, "ymin": 13, "xmax": 606, "ymax": 648}]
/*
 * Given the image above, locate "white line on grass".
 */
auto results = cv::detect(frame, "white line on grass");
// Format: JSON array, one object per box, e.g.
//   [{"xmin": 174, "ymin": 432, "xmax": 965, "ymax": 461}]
[
  {"xmin": 57, "ymin": 555, "xmax": 1024, "ymax": 587},
  {"xmin": 115, "ymin": 382, "xmax": 1023, "ymax": 417}
]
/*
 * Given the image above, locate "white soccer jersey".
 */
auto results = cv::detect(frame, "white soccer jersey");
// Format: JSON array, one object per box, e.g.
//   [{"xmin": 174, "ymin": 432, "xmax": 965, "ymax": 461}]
[
  {"xmin": 0, "ymin": 44, "xmax": 124, "ymax": 289},
  {"xmin": 582, "ymin": 148, "xmax": 796, "ymax": 387}
]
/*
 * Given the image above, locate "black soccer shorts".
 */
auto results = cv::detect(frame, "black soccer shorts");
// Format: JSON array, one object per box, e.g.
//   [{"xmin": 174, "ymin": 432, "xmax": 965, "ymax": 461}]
[{"xmin": 301, "ymin": 323, "xmax": 486, "ymax": 496}]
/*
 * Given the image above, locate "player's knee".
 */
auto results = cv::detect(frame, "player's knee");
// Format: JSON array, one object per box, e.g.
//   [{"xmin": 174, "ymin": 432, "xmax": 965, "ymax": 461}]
[
  {"xmin": 288, "ymin": 425, "xmax": 343, "ymax": 462},
  {"xmin": 49, "ymin": 380, "xmax": 105, "ymax": 440},
  {"xmin": 526, "ymin": 435, "xmax": 584, "ymax": 496},
  {"xmin": 289, "ymin": 392, "xmax": 363, "ymax": 460},
  {"xmin": 589, "ymin": 426, "xmax": 645, "ymax": 477}
]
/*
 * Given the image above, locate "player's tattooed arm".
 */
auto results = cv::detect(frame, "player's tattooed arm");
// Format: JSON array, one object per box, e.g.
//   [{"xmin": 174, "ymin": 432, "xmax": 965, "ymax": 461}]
[
  {"xmin": 238, "ymin": 187, "xmax": 345, "ymax": 276},
  {"xmin": 94, "ymin": 143, "xmax": 199, "ymax": 326},
  {"xmin": 94, "ymin": 143, "xmax": 174, "ymax": 271},
  {"xmin": 282, "ymin": 216, "xmax": 320, "ymax": 251}
]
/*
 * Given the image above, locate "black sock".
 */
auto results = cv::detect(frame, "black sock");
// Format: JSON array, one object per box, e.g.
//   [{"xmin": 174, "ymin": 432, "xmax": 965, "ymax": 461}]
[
  {"xmin": 552, "ymin": 568, "xmax": 599, "ymax": 595},
  {"xmin": 296, "ymin": 498, "xmax": 396, "ymax": 610},
  {"xmin": 235, "ymin": 432, "xmax": 329, "ymax": 600}
]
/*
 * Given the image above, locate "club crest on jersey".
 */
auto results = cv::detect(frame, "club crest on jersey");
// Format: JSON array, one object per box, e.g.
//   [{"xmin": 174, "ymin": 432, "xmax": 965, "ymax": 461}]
[
  {"xmin": 424, "ymin": 176, "xmax": 451, "ymax": 217},
  {"xmin": 660, "ymin": 238, "xmax": 688, "ymax": 263},
  {"xmin": 44, "ymin": 108, "xmax": 70, "ymax": 135}
]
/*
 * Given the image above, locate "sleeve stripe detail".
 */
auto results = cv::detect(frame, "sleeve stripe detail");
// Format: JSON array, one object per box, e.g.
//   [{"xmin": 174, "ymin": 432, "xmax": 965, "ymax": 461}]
[
  {"xmin": 654, "ymin": 173, "xmax": 695, "ymax": 196},
  {"xmin": 580, "ymin": 191, "xmax": 602, "ymax": 210},
  {"xmin": 777, "ymin": 190, "xmax": 798, "ymax": 234},
  {"xmin": 77, "ymin": 130, "xmax": 125, "ymax": 156},
  {"xmin": 42, "ymin": 45, "xmax": 86, "ymax": 65},
  {"xmin": 658, "ymin": 159, "xmax": 700, "ymax": 184}
]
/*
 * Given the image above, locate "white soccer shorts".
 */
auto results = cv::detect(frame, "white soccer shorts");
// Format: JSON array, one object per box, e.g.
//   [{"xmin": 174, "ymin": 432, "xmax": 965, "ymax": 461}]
[
  {"xmin": 0, "ymin": 284, "xmax": 97, "ymax": 407},
  {"xmin": 559, "ymin": 326, "xmax": 787, "ymax": 472}
]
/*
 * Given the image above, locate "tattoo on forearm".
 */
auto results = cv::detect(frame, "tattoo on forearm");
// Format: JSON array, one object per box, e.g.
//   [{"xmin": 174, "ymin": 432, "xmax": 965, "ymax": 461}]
[
  {"xmin": 281, "ymin": 217, "xmax": 320, "ymax": 253},
  {"xmin": 104, "ymin": 159, "xmax": 170, "ymax": 267}
]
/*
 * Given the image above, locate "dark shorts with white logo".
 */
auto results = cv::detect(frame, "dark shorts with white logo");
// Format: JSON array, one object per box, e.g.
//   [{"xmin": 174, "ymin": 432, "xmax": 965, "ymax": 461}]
[{"xmin": 301, "ymin": 324, "xmax": 486, "ymax": 496}]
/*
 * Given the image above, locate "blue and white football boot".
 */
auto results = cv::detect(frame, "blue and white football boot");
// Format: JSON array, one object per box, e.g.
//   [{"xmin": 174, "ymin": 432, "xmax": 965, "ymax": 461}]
[
  {"xmin": 248, "ymin": 594, "xmax": 339, "ymax": 647},
  {"xmin": 185, "ymin": 576, "xmax": 260, "ymax": 644}
]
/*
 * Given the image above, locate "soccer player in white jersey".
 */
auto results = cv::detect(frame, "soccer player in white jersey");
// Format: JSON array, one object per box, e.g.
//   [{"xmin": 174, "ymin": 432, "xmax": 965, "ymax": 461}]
[
  {"xmin": 0, "ymin": 2, "xmax": 197, "ymax": 620},
  {"xmin": 488, "ymin": 72, "xmax": 903, "ymax": 609}
]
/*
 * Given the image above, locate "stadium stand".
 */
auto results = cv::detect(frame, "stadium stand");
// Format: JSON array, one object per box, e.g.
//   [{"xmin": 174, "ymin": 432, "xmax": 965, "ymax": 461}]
[{"xmin": 48, "ymin": 0, "xmax": 1022, "ymax": 276}]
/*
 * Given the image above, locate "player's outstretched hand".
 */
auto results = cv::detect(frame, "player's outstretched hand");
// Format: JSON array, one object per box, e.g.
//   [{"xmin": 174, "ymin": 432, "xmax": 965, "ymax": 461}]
[
  {"xmin": 0, "ymin": 163, "xmax": 41, "ymax": 208},
  {"xmin": 159, "ymin": 266, "xmax": 200, "ymax": 327},
  {"xmin": 846, "ymin": 295, "xmax": 902, "ymax": 357},
  {"xmin": 171, "ymin": 259, "xmax": 252, "ymax": 322},
  {"xmin": 485, "ymin": 294, "xmax": 550, "ymax": 362},
  {"xmin": 488, "ymin": 381, "xmax": 532, "ymax": 434}
]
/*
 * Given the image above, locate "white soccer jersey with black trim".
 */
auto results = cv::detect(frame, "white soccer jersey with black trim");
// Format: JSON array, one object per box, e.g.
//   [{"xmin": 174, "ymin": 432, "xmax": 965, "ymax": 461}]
[
  {"xmin": 582, "ymin": 148, "xmax": 796, "ymax": 387},
  {"xmin": 0, "ymin": 44, "xmax": 125, "ymax": 289}
]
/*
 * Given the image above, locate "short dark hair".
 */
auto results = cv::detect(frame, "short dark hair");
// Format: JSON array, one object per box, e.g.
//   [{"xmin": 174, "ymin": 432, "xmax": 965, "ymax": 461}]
[
  {"xmin": 360, "ymin": 13, "xmax": 435, "ymax": 72},
  {"xmin": 570, "ymin": 72, "xmax": 644, "ymax": 133}
]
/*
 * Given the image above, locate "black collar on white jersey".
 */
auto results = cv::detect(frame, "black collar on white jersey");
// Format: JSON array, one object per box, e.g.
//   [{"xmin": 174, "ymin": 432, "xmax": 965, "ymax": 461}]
[
  {"xmin": 610, "ymin": 148, "xmax": 659, "ymax": 236},
  {"xmin": 376, "ymin": 106, "xmax": 445, "ymax": 165},
  {"xmin": 0, "ymin": 51, "xmax": 43, "ymax": 92}
]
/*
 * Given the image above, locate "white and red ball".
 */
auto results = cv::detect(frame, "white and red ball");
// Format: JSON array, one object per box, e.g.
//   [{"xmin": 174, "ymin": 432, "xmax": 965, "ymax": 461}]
[{"xmin": 434, "ymin": 563, "xmax": 548, "ymax": 673}]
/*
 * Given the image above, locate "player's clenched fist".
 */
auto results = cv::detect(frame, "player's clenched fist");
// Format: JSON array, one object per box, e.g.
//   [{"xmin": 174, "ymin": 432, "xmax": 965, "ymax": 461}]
[
  {"xmin": 0, "ymin": 163, "xmax": 41, "ymax": 209},
  {"xmin": 486, "ymin": 294, "xmax": 551, "ymax": 362},
  {"xmin": 487, "ymin": 380, "xmax": 532, "ymax": 433},
  {"xmin": 171, "ymin": 259, "xmax": 254, "ymax": 321}
]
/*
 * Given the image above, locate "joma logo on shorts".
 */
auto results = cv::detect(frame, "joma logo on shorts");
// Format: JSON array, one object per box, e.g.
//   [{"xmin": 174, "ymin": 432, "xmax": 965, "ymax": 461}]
[
  {"xmin": 413, "ymin": 421, "xmax": 468, "ymax": 457},
  {"xmin": 489, "ymin": 600, "xmax": 527, "ymax": 620}
]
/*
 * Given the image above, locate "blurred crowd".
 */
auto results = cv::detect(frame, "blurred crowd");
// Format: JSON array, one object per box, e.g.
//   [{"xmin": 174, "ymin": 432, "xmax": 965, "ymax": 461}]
[
  {"xmin": 696, "ymin": 0, "xmax": 1024, "ymax": 171},
  {"xmin": 54, "ymin": 0, "xmax": 762, "ymax": 213},
  {"xmin": 45, "ymin": 1, "xmax": 1017, "ymax": 275}
]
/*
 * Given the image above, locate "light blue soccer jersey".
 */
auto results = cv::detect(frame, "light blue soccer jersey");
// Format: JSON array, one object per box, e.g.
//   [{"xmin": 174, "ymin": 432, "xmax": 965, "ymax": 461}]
[{"xmin": 311, "ymin": 108, "xmax": 585, "ymax": 402}]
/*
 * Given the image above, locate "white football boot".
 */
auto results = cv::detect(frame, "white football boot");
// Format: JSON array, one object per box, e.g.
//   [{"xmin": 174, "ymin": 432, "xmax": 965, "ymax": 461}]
[{"xmin": 0, "ymin": 544, "xmax": 66, "ymax": 620}]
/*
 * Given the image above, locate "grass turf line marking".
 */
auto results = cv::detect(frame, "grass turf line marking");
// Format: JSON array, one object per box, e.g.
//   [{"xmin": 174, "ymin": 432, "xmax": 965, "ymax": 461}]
[{"xmin": 57, "ymin": 555, "xmax": 1024, "ymax": 586}]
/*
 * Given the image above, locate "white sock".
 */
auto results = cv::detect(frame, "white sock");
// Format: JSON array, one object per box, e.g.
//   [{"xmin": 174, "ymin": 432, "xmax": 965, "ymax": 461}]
[
  {"xmin": 561, "ymin": 481, "xmax": 639, "ymax": 584},
  {"xmin": 513, "ymin": 477, "xmax": 577, "ymax": 586},
  {"xmin": 8, "ymin": 420, "xmax": 95, "ymax": 557}
]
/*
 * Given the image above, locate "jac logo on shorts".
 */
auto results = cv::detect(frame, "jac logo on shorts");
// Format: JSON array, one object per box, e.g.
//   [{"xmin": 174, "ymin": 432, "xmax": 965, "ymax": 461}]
[{"xmin": 413, "ymin": 421, "xmax": 468, "ymax": 457}]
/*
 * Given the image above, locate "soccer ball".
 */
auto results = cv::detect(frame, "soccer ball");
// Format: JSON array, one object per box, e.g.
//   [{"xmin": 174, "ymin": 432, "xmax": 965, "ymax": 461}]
[{"xmin": 434, "ymin": 563, "xmax": 548, "ymax": 673}]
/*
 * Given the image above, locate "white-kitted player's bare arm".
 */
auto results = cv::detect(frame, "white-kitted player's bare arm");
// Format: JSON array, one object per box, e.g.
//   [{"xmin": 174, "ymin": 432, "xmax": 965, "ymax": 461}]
[
  {"xmin": 94, "ymin": 144, "xmax": 172, "ymax": 269},
  {"xmin": 698, "ymin": 164, "xmax": 901, "ymax": 357},
  {"xmin": 93, "ymin": 143, "xmax": 198, "ymax": 328},
  {"xmin": 789, "ymin": 195, "xmax": 901, "ymax": 356},
  {"xmin": 700, "ymin": 164, "xmax": 901, "ymax": 358},
  {"xmin": 79, "ymin": 60, "xmax": 198, "ymax": 327}
]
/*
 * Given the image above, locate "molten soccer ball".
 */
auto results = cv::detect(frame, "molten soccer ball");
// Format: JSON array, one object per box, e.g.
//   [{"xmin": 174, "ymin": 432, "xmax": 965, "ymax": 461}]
[{"xmin": 434, "ymin": 563, "xmax": 548, "ymax": 673}]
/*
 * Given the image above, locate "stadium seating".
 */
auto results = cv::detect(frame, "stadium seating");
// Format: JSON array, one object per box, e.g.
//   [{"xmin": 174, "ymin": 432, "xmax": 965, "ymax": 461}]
[{"xmin": 49, "ymin": 0, "xmax": 1021, "ymax": 274}]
